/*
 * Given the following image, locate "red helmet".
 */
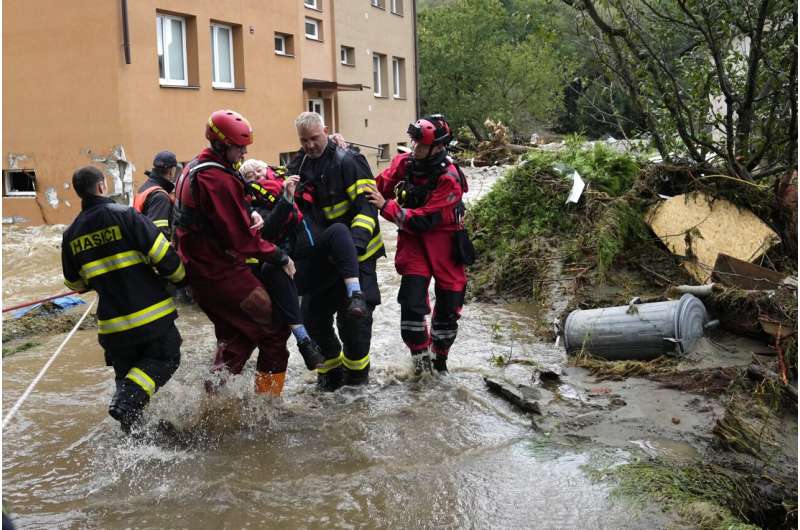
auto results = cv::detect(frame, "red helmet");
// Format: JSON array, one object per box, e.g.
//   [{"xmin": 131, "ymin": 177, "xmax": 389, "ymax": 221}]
[
  {"xmin": 406, "ymin": 114, "xmax": 452, "ymax": 146},
  {"xmin": 205, "ymin": 109, "xmax": 253, "ymax": 147}
]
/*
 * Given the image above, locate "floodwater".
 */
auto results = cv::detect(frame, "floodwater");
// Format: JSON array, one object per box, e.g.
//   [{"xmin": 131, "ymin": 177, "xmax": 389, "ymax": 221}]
[{"xmin": 3, "ymin": 169, "xmax": 663, "ymax": 529}]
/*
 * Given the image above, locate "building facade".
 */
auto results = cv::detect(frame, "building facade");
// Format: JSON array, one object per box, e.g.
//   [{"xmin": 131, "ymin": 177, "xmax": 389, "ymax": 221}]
[{"xmin": 3, "ymin": 0, "xmax": 417, "ymax": 225}]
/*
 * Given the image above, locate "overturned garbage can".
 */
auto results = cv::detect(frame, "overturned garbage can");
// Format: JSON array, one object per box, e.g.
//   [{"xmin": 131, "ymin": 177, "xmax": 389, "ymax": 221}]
[{"xmin": 563, "ymin": 294, "xmax": 709, "ymax": 360}]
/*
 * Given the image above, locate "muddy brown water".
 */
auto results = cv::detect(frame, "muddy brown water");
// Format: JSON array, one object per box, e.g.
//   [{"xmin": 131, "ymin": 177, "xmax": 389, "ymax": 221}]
[{"xmin": 2, "ymin": 170, "xmax": 666, "ymax": 529}]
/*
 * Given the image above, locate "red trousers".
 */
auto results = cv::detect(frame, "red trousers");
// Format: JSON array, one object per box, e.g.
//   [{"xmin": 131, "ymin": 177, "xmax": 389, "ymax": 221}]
[{"xmin": 191, "ymin": 270, "xmax": 291, "ymax": 375}]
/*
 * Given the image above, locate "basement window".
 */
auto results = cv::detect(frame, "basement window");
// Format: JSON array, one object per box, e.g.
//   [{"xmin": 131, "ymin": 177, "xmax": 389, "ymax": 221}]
[
  {"xmin": 3, "ymin": 169, "xmax": 37, "ymax": 196},
  {"xmin": 378, "ymin": 144, "xmax": 390, "ymax": 161}
]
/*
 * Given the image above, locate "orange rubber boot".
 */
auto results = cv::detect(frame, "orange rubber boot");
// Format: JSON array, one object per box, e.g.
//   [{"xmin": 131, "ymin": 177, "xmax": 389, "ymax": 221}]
[{"xmin": 254, "ymin": 371, "xmax": 286, "ymax": 396}]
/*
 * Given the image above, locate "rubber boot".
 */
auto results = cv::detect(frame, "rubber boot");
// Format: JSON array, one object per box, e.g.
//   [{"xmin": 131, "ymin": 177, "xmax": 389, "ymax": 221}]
[
  {"xmin": 109, "ymin": 379, "xmax": 150, "ymax": 434},
  {"xmin": 297, "ymin": 337, "xmax": 325, "ymax": 370},
  {"xmin": 432, "ymin": 354, "xmax": 448, "ymax": 373},
  {"xmin": 342, "ymin": 365, "xmax": 370, "ymax": 387},
  {"xmin": 317, "ymin": 366, "xmax": 343, "ymax": 392},
  {"xmin": 412, "ymin": 351, "xmax": 433, "ymax": 376},
  {"xmin": 255, "ymin": 371, "xmax": 286, "ymax": 397}
]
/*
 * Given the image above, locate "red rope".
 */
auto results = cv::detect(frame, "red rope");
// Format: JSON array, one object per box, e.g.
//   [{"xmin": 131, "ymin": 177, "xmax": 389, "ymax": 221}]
[{"xmin": 2, "ymin": 291, "xmax": 79, "ymax": 313}]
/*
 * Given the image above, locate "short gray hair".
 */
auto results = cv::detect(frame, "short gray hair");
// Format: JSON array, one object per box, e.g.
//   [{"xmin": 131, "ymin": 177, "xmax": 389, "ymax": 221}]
[
  {"xmin": 295, "ymin": 111, "xmax": 325, "ymax": 131},
  {"xmin": 240, "ymin": 158, "xmax": 267, "ymax": 178}
]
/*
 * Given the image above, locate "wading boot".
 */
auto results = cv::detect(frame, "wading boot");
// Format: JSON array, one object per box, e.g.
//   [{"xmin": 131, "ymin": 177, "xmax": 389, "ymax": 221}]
[
  {"xmin": 317, "ymin": 366, "xmax": 343, "ymax": 392},
  {"xmin": 342, "ymin": 366, "xmax": 370, "ymax": 387},
  {"xmin": 412, "ymin": 351, "xmax": 433, "ymax": 376},
  {"xmin": 346, "ymin": 292, "xmax": 368, "ymax": 319},
  {"xmin": 255, "ymin": 371, "xmax": 286, "ymax": 397},
  {"xmin": 297, "ymin": 337, "xmax": 325, "ymax": 370},
  {"xmin": 432, "ymin": 354, "xmax": 448, "ymax": 373}
]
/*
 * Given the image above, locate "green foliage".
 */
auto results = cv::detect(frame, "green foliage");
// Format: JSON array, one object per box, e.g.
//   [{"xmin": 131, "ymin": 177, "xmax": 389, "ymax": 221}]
[{"xmin": 418, "ymin": 0, "xmax": 571, "ymax": 138}]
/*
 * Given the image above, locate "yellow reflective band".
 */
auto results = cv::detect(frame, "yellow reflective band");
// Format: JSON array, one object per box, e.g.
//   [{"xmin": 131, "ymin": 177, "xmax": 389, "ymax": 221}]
[
  {"xmin": 323, "ymin": 200, "xmax": 350, "ymax": 220},
  {"xmin": 341, "ymin": 352, "xmax": 370, "ymax": 371},
  {"xmin": 316, "ymin": 352, "xmax": 343, "ymax": 374},
  {"xmin": 166, "ymin": 262, "xmax": 186, "ymax": 283},
  {"xmin": 345, "ymin": 179, "xmax": 376, "ymax": 200},
  {"xmin": 245, "ymin": 257, "xmax": 259, "ymax": 264},
  {"xmin": 80, "ymin": 250, "xmax": 146, "ymax": 280},
  {"xmin": 153, "ymin": 219, "xmax": 169, "ymax": 228},
  {"xmin": 148, "ymin": 233, "xmax": 170, "ymax": 265},
  {"xmin": 351, "ymin": 214, "xmax": 375, "ymax": 233},
  {"xmin": 64, "ymin": 277, "xmax": 87, "ymax": 291},
  {"xmin": 126, "ymin": 367, "xmax": 156, "ymax": 397},
  {"xmin": 208, "ymin": 118, "xmax": 227, "ymax": 142},
  {"xmin": 98, "ymin": 297, "xmax": 176, "ymax": 334},
  {"xmin": 358, "ymin": 233, "xmax": 384, "ymax": 262}
]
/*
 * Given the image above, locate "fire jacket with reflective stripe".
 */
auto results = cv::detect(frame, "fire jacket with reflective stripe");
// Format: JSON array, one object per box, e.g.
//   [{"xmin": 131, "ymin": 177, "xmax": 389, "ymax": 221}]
[
  {"xmin": 246, "ymin": 177, "xmax": 302, "ymax": 244},
  {"xmin": 134, "ymin": 175, "xmax": 175, "ymax": 237},
  {"xmin": 173, "ymin": 148, "xmax": 286, "ymax": 282},
  {"xmin": 287, "ymin": 141, "xmax": 385, "ymax": 263},
  {"xmin": 61, "ymin": 196, "xmax": 186, "ymax": 348},
  {"xmin": 376, "ymin": 152, "xmax": 465, "ymax": 233}
]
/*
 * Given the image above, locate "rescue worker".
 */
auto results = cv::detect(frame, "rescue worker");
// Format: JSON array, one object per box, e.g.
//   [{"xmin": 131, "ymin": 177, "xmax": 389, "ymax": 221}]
[
  {"xmin": 134, "ymin": 150, "xmax": 180, "ymax": 237},
  {"xmin": 173, "ymin": 109, "xmax": 294, "ymax": 396},
  {"xmin": 61, "ymin": 165, "xmax": 186, "ymax": 433},
  {"xmin": 239, "ymin": 159, "xmax": 324, "ymax": 371},
  {"xmin": 366, "ymin": 115, "xmax": 469, "ymax": 374},
  {"xmin": 287, "ymin": 112, "xmax": 384, "ymax": 390}
]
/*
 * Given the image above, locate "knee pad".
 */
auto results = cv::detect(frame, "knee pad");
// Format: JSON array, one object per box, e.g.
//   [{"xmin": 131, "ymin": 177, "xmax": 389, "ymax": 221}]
[
  {"xmin": 433, "ymin": 287, "xmax": 465, "ymax": 319},
  {"xmin": 398, "ymin": 276, "xmax": 430, "ymax": 316},
  {"xmin": 108, "ymin": 378, "xmax": 150, "ymax": 429}
]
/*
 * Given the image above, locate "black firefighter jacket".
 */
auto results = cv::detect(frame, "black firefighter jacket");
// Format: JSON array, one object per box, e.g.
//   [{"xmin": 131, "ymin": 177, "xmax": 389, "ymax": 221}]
[{"xmin": 61, "ymin": 196, "xmax": 186, "ymax": 349}]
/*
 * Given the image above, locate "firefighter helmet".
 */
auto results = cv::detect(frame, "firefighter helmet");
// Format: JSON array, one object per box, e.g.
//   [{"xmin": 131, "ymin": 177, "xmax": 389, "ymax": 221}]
[{"xmin": 205, "ymin": 110, "xmax": 254, "ymax": 147}]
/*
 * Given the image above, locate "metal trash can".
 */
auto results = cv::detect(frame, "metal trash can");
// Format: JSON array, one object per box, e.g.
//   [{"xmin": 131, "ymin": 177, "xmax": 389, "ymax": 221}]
[{"xmin": 563, "ymin": 294, "xmax": 709, "ymax": 360}]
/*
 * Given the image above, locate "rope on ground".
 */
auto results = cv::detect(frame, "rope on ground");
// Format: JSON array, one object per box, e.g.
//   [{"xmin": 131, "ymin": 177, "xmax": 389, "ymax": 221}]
[{"xmin": 2, "ymin": 298, "xmax": 96, "ymax": 430}]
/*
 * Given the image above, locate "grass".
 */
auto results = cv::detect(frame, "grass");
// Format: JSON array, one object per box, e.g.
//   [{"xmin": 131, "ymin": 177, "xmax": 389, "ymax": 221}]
[
  {"xmin": 2, "ymin": 341, "xmax": 39, "ymax": 358},
  {"xmin": 569, "ymin": 352, "xmax": 678, "ymax": 381}
]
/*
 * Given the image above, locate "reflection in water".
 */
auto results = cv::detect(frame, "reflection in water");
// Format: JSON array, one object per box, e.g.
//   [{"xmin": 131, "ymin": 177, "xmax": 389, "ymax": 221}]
[{"xmin": 3, "ymin": 171, "xmax": 662, "ymax": 528}]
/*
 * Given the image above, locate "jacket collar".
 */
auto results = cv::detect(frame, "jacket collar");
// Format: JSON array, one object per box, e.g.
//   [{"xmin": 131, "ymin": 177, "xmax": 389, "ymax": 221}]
[{"xmin": 81, "ymin": 195, "xmax": 115, "ymax": 210}]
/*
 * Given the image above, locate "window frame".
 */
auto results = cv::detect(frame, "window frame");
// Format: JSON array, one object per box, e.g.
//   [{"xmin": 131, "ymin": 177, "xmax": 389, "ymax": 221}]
[
  {"xmin": 378, "ymin": 144, "xmax": 391, "ymax": 161},
  {"xmin": 371, "ymin": 0, "xmax": 386, "ymax": 9},
  {"xmin": 304, "ymin": 0, "xmax": 319, "ymax": 9},
  {"xmin": 3, "ymin": 169, "xmax": 37, "ymax": 197},
  {"xmin": 210, "ymin": 23, "xmax": 235, "ymax": 89},
  {"xmin": 340, "ymin": 45, "xmax": 355, "ymax": 66},
  {"xmin": 391, "ymin": 0, "xmax": 403, "ymax": 15},
  {"xmin": 373, "ymin": 54, "xmax": 383, "ymax": 96},
  {"xmin": 392, "ymin": 57, "xmax": 401, "ymax": 97},
  {"xmin": 304, "ymin": 18, "xmax": 320, "ymax": 41},
  {"xmin": 275, "ymin": 34, "xmax": 287, "ymax": 55},
  {"xmin": 156, "ymin": 13, "xmax": 189, "ymax": 86}
]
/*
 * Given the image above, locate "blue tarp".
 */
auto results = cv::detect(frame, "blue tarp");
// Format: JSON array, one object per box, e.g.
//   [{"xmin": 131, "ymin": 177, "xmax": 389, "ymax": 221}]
[{"xmin": 11, "ymin": 295, "xmax": 86, "ymax": 319}]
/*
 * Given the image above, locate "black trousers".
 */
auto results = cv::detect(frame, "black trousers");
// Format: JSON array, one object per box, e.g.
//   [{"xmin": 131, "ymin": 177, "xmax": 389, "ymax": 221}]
[
  {"xmin": 295, "ymin": 223, "xmax": 360, "ymax": 295},
  {"xmin": 260, "ymin": 263, "xmax": 302, "ymax": 326}
]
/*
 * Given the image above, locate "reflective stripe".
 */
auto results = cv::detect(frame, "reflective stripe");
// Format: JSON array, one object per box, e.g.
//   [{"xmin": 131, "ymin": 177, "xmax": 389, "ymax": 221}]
[
  {"xmin": 64, "ymin": 277, "xmax": 87, "ymax": 291},
  {"xmin": 153, "ymin": 219, "xmax": 169, "ymax": 228},
  {"xmin": 432, "ymin": 330, "xmax": 457, "ymax": 339},
  {"xmin": 322, "ymin": 200, "xmax": 350, "ymax": 220},
  {"xmin": 401, "ymin": 321, "xmax": 427, "ymax": 331},
  {"xmin": 245, "ymin": 257, "xmax": 259, "ymax": 264},
  {"xmin": 148, "ymin": 233, "xmax": 170, "ymax": 265},
  {"xmin": 126, "ymin": 367, "xmax": 156, "ymax": 397},
  {"xmin": 80, "ymin": 250, "xmax": 146, "ymax": 280},
  {"xmin": 166, "ymin": 262, "xmax": 186, "ymax": 283},
  {"xmin": 316, "ymin": 352, "xmax": 343, "ymax": 374},
  {"xmin": 98, "ymin": 297, "xmax": 176, "ymax": 334},
  {"xmin": 358, "ymin": 233, "xmax": 384, "ymax": 262},
  {"xmin": 345, "ymin": 179, "xmax": 376, "ymax": 200},
  {"xmin": 351, "ymin": 214, "xmax": 375, "ymax": 233},
  {"xmin": 341, "ymin": 352, "xmax": 370, "ymax": 371}
]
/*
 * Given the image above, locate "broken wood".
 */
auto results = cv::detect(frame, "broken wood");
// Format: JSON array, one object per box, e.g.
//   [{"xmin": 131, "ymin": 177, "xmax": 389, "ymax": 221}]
[
  {"xmin": 746, "ymin": 363, "xmax": 798, "ymax": 400},
  {"xmin": 483, "ymin": 377, "xmax": 542, "ymax": 414},
  {"xmin": 666, "ymin": 283, "xmax": 723, "ymax": 298},
  {"xmin": 712, "ymin": 253, "xmax": 787, "ymax": 290}
]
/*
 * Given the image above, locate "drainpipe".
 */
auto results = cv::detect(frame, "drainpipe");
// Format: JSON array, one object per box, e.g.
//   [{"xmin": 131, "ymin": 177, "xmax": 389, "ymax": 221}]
[
  {"xmin": 412, "ymin": 0, "xmax": 420, "ymax": 117},
  {"xmin": 121, "ymin": 0, "xmax": 131, "ymax": 64}
]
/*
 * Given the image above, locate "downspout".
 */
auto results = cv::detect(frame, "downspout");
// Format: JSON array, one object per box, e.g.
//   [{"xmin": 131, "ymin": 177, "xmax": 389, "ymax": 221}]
[
  {"xmin": 412, "ymin": 0, "xmax": 420, "ymax": 117},
  {"xmin": 121, "ymin": 0, "xmax": 131, "ymax": 64}
]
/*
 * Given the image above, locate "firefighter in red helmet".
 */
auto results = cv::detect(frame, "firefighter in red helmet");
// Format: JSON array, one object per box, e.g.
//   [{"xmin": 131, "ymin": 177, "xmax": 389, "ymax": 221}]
[
  {"xmin": 173, "ymin": 110, "xmax": 293, "ymax": 396},
  {"xmin": 367, "ymin": 114, "xmax": 471, "ymax": 375}
]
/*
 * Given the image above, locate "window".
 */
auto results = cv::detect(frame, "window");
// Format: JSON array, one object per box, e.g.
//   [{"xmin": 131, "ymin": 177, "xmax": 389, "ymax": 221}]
[
  {"xmin": 156, "ymin": 14, "xmax": 188, "ymax": 86},
  {"xmin": 210, "ymin": 23, "xmax": 234, "ymax": 88},
  {"xmin": 340, "ymin": 45, "xmax": 355, "ymax": 66},
  {"xmin": 308, "ymin": 99, "xmax": 324, "ymax": 123},
  {"xmin": 305, "ymin": 18, "xmax": 321, "ymax": 40},
  {"xmin": 3, "ymin": 170, "xmax": 37, "ymax": 197},
  {"xmin": 371, "ymin": 0, "xmax": 385, "ymax": 8},
  {"xmin": 392, "ymin": 56, "xmax": 406, "ymax": 98},
  {"xmin": 275, "ymin": 33, "xmax": 294, "ymax": 55},
  {"xmin": 397, "ymin": 141, "xmax": 410, "ymax": 153},
  {"xmin": 304, "ymin": 0, "xmax": 319, "ymax": 8},
  {"xmin": 279, "ymin": 152, "xmax": 296, "ymax": 166},
  {"xmin": 391, "ymin": 0, "xmax": 404, "ymax": 15},
  {"xmin": 378, "ymin": 144, "xmax": 390, "ymax": 161},
  {"xmin": 372, "ymin": 53, "xmax": 387, "ymax": 96}
]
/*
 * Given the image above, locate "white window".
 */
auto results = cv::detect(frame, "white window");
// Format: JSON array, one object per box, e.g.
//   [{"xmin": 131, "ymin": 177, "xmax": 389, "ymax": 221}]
[
  {"xmin": 392, "ymin": 57, "xmax": 402, "ymax": 98},
  {"xmin": 308, "ymin": 98, "xmax": 324, "ymax": 123},
  {"xmin": 371, "ymin": 0, "xmax": 385, "ymax": 8},
  {"xmin": 391, "ymin": 0, "xmax": 403, "ymax": 15},
  {"xmin": 3, "ymin": 170, "xmax": 37, "ymax": 197},
  {"xmin": 305, "ymin": 18, "xmax": 320, "ymax": 40},
  {"xmin": 373, "ymin": 54, "xmax": 382, "ymax": 96},
  {"xmin": 156, "ymin": 14, "xmax": 188, "ymax": 86},
  {"xmin": 341, "ymin": 45, "xmax": 355, "ymax": 66},
  {"xmin": 304, "ymin": 0, "xmax": 318, "ymax": 8},
  {"xmin": 275, "ymin": 34, "xmax": 286, "ymax": 55},
  {"xmin": 210, "ymin": 23, "xmax": 235, "ymax": 88}
]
